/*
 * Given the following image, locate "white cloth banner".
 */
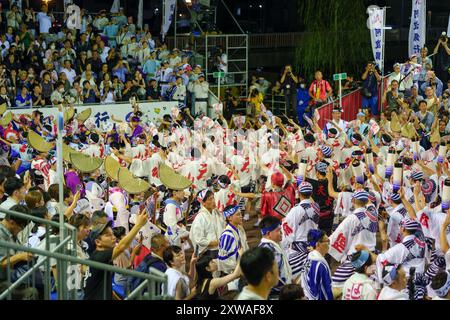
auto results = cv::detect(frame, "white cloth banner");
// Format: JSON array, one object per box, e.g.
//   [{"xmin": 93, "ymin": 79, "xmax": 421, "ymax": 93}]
[
  {"xmin": 408, "ymin": 0, "xmax": 426, "ymax": 57},
  {"xmin": 161, "ymin": 0, "xmax": 177, "ymax": 40},
  {"xmin": 111, "ymin": 0, "xmax": 121, "ymax": 14},
  {"xmin": 9, "ymin": 102, "xmax": 177, "ymax": 131},
  {"xmin": 447, "ymin": 13, "xmax": 450, "ymax": 36},
  {"xmin": 368, "ymin": 6, "xmax": 385, "ymax": 73},
  {"xmin": 137, "ymin": 0, "xmax": 143, "ymax": 29}
]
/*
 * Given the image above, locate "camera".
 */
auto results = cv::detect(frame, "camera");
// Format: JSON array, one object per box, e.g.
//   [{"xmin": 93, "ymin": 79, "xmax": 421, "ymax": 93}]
[{"xmin": 441, "ymin": 32, "xmax": 448, "ymax": 42}]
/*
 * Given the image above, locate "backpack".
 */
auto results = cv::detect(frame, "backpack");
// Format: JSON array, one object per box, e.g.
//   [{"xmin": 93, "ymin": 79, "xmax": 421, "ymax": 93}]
[{"xmin": 127, "ymin": 254, "xmax": 164, "ymax": 292}]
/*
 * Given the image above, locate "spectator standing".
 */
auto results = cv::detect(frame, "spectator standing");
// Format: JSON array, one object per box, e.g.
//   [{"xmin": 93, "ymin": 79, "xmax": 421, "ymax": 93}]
[
  {"xmin": 433, "ymin": 34, "xmax": 450, "ymax": 83},
  {"xmin": 361, "ymin": 61, "xmax": 381, "ymax": 117},
  {"xmin": 188, "ymin": 73, "xmax": 209, "ymax": 116},
  {"xmin": 36, "ymin": 4, "xmax": 53, "ymax": 39},
  {"xmin": 280, "ymin": 65, "xmax": 299, "ymax": 119},
  {"xmin": 308, "ymin": 70, "xmax": 332, "ymax": 112}
]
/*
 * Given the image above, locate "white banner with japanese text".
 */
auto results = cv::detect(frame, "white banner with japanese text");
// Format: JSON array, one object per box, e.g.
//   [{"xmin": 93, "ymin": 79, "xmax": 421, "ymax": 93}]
[
  {"xmin": 408, "ymin": 0, "xmax": 426, "ymax": 57},
  {"xmin": 367, "ymin": 6, "xmax": 385, "ymax": 73},
  {"xmin": 8, "ymin": 101, "xmax": 177, "ymax": 131}
]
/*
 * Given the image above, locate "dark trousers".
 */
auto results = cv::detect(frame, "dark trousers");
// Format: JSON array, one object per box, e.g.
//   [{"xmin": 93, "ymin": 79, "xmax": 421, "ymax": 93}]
[
  {"xmin": 284, "ymin": 93, "xmax": 297, "ymax": 119},
  {"xmin": 319, "ymin": 214, "xmax": 334, "ymax": 236}
]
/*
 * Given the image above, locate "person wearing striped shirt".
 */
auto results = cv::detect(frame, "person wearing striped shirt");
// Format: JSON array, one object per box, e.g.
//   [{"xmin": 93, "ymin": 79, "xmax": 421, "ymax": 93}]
[{"xmin": 218, "ymin": 205, "xmax": 248, "ymax": 276}]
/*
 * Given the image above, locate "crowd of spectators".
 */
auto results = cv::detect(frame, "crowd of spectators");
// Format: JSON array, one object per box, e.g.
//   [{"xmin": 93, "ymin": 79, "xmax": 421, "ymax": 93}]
[{"xmin": 0, "ymin": 1, "xmax": 212, "ymax": 114}]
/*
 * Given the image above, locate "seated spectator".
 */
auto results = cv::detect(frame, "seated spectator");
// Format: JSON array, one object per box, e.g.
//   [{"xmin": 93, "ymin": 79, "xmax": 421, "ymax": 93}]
[
  {"xmin": 100, "ymin": 82, "xmax": 116, "ymax": 104},
  {"xmin": 0, "ymin": 205, "xmax": 38, "ymax": 300},
  {"xmin": 31, "ymin": 84, "xmax": 46, "ymax": 107},
  {"xmin": 163, "ymin": 245, "xmax": 196, "ymax": 300},
  {"xmin": 61, "ymin": 60, "xmax": 77, "ymax": 86},
  {"xmin": 14, "ymin": 86, "xmax": 32, "ymax": 108},
  {"xmin": 82, "ymin": 80, "xmax": 100, "ymax": 104},
  {"xmin": 193, "ymin": 254, "xmax": 241, "ymax": 300},
  {"xmin": 146, "ymin": 79, "xmax": 159, "ymax": 101},
  {"xmin": 50, "ymin": 82, "xmax": 65, "ymax": 106}
]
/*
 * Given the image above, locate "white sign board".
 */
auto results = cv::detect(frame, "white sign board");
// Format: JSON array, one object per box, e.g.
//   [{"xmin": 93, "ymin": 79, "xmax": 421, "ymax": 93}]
[{"xmin": 9, "ymin": 101, "xmax": 178, "ymax": 131}]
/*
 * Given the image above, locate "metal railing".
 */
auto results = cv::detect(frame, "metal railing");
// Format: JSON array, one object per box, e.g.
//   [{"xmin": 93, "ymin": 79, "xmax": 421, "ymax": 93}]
[{"xmin": 0, "ymin": 207, "xmax": 168, "ymax": 300}]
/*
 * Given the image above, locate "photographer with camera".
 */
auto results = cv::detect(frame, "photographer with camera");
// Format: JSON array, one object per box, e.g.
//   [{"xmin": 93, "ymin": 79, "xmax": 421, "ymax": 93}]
[
  {"xmin": 361, "ymin": 61, "xmax": 381, "ymax": 117},
  {"xmin": 420, "ymin": 70, "xmax": 443, "ymax": 99},
  {"xmin": 433, "ymin": 32, "xmax": 450, "ymax": 83},
  {"xmin": 280, "ymin": 65, "xmax": 299, "ymax": 119}
]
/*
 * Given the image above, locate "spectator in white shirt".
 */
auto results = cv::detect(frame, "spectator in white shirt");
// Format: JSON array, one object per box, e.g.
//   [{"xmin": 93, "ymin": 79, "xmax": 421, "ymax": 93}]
[{"xmin": 61, "ymin": 60, "xmax": 77, "ymax": 85}]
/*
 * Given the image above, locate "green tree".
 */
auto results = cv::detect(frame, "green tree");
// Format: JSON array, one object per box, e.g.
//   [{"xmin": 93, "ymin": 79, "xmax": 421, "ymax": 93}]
[{"xmin": 295, "ymin": 0, "xmax": 371, "ymax": 82}]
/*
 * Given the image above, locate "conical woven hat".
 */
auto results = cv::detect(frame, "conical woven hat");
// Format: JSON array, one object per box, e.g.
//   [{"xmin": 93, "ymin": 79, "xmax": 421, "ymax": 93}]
[
  {"xmin": 118, "ymin": 167, "xmax": 150, "ymax": 194},
  {"xmin": 105, "ymin": 156, "xmax": 121, "ymax": 181},
  {"xmin": 69, "ymin": 152, "xmax": 103, "ymax": 173},
  {"xmin": 28, "ymin": 130, "xmax": 54, "ymax": 153},
  {"xmin": 390, "ymin": 113, "xmax": 401, "ymax": 133},
  {"xmin": 430, "ymin": 128, "xmax": 441, "ymax": 144},
  {"xmin": 159, "ymin": 163, "xmax": 192, "ymax": 191},
  {"xmin": 64, "ymin": 107, "xmax": 75, "ymax": 123},
  {"xmin": 0, "ymin": 111, "xmax": 12, "ymax": 127},
  {"xmin": 63, "ymin": 143, "xmax": 79, "ymax": 163},
  {"xmin": 77, "ymin": 108, "xmax": 92, "ymax": 123},
  {"xmin": 0, "ymin": 103, "xmax": 6, "ymax": 116}
]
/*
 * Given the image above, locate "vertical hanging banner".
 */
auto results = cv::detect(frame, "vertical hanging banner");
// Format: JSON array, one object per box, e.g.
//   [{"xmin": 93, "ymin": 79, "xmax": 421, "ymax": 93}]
[
  {"xmin": 408, "ymin": 0, "xmax": 426, "ymax": 57},
  {"xmin": 137, "ymin": 0, "xmax": 143, "ymax": 29},
  {"xmin": 447, "ymin": 13, "xmax": 450, "ymax": 36},
  {"xmin": 111, "ymin": 0, "xmax": 121, "ymax": 13},
  {"xmin": 367, "ymin": 6, "xmax": 385, "ymax": 73},
  {"xmin": 161, "ymin": 0, "xmax": 177, "ymax": 40}
]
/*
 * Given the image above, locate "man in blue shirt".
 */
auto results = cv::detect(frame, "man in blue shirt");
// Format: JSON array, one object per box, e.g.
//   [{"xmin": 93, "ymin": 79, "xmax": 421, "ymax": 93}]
[
  {"xmin": 14, "ymin": 87, "xmax": 32, "ymax": 108},
  {"xmin": 296, "ymin": 81, "xmax": 311, "ymax": 127},
  {"xmin": 361, "ymin": 62, "xmax": 381, "ymax": 117}
]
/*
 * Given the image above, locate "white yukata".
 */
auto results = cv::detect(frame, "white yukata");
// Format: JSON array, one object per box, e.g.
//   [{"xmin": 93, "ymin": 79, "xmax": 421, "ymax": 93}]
[
  {"xmin": 259, "ymin": 238, "xmax": 293, "ymax": 295},
  {"xmin": 386, "ymin": 204, "xmax": 408, "ymax": 248},
  {"xmin": 282, "ymin": 199, "xmax": 320, "ymax": 279},
  {"xmin": 180, "ymin": 158, "xmax": 213, "ymax": 193},
  {"xmin": 163, "ymin": 199, "xmax": 190, "ymax": 247},
  {"xmin": 342, "ymin": 273, "xmax": 378, "ymax": 300},
  {"xmin": 189, "ymin": 206, "xmax": 225, "ymax": 255},
  {"xmin": 147, "ymin": 152, "xmax": 166, "ymax": 187},
  {"xmin": 329, "ymin": 206, "xmax": 378, "ymax": 288},
  {"xmin": 376, "ymin": 234, "xmax": 428, "ymax": 300}
]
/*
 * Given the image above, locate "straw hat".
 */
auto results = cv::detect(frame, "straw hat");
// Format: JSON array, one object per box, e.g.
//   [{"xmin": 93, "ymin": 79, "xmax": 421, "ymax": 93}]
[
  {"xmin": 159, "ymin": 163, "xmax": 192, "ymax": 191},
  {"xmin": 69, "ymin": 152, "xmax": 103, "ymax": 173},
  {"xmin": 118, "ymin": 167, "xmax": 150, "ymax": 194},
  {"xmin": 0, "ymin": 111, "xmax": 13, "ymax": 127},
  {"xmin": 105, "ymin": 156, "xmax": 121, "ymax": 181},
  {"xmin": 390, "ymin": 113, "xmax": 401, "ymax": 133},
  {"xmin": 76, "ymin": 108, "xmax": 92, "ymax": 123},
  {"xmin": 28, "ymin": 130, "xmax": 54, "ymax": 153},
  {"xmin": 0, "ymin": 103, "xmax": 6, "ymax": 116},
  {"xmin": 64, "ymin": 107, "xmax": 75, "ymax": 123},
  {"xmin": 63, "ymin": 143, "xmax": 81, "ymax": 163}
]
